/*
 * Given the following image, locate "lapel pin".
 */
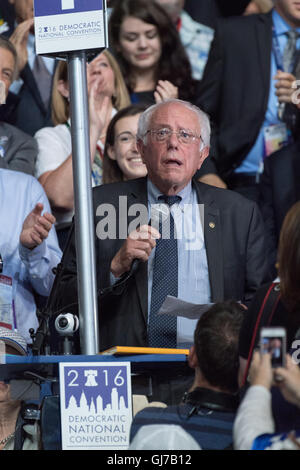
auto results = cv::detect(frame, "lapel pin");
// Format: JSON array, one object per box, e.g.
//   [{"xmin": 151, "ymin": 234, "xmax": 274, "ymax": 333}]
[{"xmin": 209, "ymin": 222, "xmax": 215, "ymax": 229}]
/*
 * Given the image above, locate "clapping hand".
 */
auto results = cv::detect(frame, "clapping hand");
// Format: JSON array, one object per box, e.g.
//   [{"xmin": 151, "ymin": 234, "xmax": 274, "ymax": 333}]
[
  {"xmin": 88, "ymin": 77, "xmax": 111, "ymax": 136},
  {"xmin": 9, "ymin": 18, "xmax": 34, "ymax": 74},
  {"xmin": 20, "ymin": 203, "xmax": 56, "ymax": 250},
  {"xmin": 154, "ymin": 80, "xmax": 178, "ymax": 103}
]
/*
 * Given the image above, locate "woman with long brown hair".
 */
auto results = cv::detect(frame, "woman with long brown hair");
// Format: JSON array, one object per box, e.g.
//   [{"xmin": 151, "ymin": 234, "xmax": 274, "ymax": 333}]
[{"xmin": 109, "ymin": 0, "xmax": 198, "ymax": 106}]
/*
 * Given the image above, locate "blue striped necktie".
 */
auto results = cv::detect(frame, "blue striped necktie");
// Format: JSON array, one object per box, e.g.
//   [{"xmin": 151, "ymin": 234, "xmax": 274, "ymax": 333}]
[{"xmin": 148, "ymin": 195, "xmax": 181, "ymax": 348}]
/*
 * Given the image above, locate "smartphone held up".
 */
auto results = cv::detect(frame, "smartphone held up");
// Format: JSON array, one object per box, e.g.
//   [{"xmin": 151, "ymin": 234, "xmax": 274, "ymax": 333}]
[{"xmin": 260, "ymin": 327, "xmax": 286, "ymax": 368}]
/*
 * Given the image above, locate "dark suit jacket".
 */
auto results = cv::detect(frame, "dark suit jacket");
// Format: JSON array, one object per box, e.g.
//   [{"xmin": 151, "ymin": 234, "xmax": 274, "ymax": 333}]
[
  {"xmin": 259, "ymin": 140, "xmax": 300, "ymax": 271},
  {"xmin": 1, "ymin": 5, "xmax": 55, "ymax": 136},
  {"xmin": 52, "ymin": 177, "xmax": 270, "ymax": 351},
  {"xmin": 13, "ymin": 63, "xmax": 54, "ymax": 136},
  {"xmin": 0, "ymin": 121, "xmax": 37, "ymax": 175},
  {"xmin": 184, "ymin": 0, "xmax": 250, "ymax": 27},
  {"xmin": 196, "ymin": 11, "xmax": 292, "ymax": 179}
]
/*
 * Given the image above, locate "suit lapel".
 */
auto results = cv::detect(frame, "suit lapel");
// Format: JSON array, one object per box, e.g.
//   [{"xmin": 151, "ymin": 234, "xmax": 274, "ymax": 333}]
[
  {"xmin": 21, "ymin": 64, "xmax": 47, "ymax": 115},
  {"xmin": 255, "ymin": 12, "xmax": 273, "ymax": 105},
  {"xmin": 194, "ymin": 181, "xmax": 224, "ymax": 302},
  {"xmin": 20, "ymin": 59, "xmax": 58, "ymax": 118}
]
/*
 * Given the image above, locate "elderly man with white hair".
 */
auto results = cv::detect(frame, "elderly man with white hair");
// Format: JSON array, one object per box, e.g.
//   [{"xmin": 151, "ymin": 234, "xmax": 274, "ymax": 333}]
[{"xmin": 54, "ymin": 99, "xmax": 270, "ymax": 352}]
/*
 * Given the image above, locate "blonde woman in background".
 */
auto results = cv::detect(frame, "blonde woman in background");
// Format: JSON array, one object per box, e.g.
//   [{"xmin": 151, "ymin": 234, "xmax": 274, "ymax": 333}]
[{"xmin": 34, "ymin": 50, "xmax": 130, "ymax": 248}]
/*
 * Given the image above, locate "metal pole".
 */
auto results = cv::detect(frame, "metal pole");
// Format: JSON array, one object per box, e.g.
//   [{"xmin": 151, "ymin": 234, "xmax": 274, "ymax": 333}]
[{"xmin": 68, "ymin": 51, "xmax": 99, "ymax": 355}]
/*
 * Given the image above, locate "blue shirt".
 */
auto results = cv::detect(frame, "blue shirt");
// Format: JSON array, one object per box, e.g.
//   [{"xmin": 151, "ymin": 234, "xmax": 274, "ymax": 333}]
[
  {"xmin": 236, "ymin": 9, "xmax": 300, "ymax": 174},
  {"xmin": 179, "ymin": 10, "xmax": 214, "ymax": 81},
  {"xmin": 147, "ymin": 180, "xmax": 211, "ymax": 348},
  {"xmin": 0, "ymin": 169, "xmax": 61, "ymax": 342}
]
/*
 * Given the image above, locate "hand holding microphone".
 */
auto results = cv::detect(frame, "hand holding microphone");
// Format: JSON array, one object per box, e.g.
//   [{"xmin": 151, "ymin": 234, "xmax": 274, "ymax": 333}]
[{"xmin": 110, "ymin": 203, "xmax": 171, "ymax": 278}]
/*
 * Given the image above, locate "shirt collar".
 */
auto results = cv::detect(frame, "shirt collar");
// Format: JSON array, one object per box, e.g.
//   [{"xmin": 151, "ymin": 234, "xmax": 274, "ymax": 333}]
[
  {"xmin": 147, "ymin": 178, "xmax": 192, "ymax": 206},
  {"xmin": 272, "ymin": 8, "xmax": 300, "ymax": 36}
]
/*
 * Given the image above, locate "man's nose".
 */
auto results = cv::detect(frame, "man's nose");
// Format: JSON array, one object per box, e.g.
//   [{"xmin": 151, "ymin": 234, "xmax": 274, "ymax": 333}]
[{"xmin": 167, "ymin": 131, "xmax": 179, "ymax": 148}]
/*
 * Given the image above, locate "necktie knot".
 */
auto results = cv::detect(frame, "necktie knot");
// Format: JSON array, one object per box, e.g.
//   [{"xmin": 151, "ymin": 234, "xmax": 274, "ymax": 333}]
[{"xmin": 158, "ymin": 195, "xmax": 181, "ymax": 207}]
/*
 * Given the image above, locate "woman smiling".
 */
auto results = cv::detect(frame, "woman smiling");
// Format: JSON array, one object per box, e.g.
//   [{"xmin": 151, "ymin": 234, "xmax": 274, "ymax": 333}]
[{"xmin": 109, "ymin": 0, "xmax": 198, "ymax": 106}]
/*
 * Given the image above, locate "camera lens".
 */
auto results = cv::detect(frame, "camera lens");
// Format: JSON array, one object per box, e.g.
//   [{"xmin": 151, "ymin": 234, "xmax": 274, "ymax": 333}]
[{"xmin": 58, "ymin": 317, "xmax": 68, "ymax": 329}]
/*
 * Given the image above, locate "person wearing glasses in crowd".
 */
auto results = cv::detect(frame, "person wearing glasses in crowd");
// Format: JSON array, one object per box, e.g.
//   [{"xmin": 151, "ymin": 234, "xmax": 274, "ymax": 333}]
[{"xmin": 53, "ymin": 99, "xmax": 269, "ymax": 355}]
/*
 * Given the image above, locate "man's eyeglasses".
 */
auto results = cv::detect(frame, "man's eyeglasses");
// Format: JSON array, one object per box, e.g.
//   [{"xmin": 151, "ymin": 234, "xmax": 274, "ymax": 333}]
[{"xmin": 146, "ymin": 128, "xmax": 204, "ymax": 145}]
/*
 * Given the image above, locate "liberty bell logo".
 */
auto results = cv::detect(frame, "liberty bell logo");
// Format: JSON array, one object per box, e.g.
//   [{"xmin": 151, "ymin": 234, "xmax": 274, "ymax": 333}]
[{"xmin": 61, "ymin": 0, "xmax": 75, "ymax": 10}]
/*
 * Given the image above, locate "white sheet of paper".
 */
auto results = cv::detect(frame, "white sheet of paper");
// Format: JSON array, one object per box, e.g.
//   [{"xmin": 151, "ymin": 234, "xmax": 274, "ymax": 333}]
[{"xmin": 158, "ymin": 295, "xmax": 214, "ymax": 320}]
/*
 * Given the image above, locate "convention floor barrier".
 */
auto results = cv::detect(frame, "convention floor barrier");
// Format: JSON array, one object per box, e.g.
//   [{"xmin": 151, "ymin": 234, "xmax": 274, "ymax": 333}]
[{"xmin": 1, "ymin": 353, "xmax": 189, "ymax": 380}]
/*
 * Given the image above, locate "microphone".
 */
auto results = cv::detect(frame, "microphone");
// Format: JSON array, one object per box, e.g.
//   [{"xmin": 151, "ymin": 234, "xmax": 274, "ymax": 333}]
[
  {"xmin": 130, "ymin": 202, "xmax": 170, "ymax": 274},
  {"xmin": 99, "ymin": 203, "xmax": 171, "ymax": 297}
]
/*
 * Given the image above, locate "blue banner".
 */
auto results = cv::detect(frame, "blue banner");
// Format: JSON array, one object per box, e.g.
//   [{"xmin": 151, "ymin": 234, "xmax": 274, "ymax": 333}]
[{"xmin": 34, "ymin": 0, "xmax": 103, "ymax": 17}]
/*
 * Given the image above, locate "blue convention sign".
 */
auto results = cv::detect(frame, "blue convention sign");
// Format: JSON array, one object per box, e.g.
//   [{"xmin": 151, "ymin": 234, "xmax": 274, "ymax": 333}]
[
  {"xmin": 34, "ymin": 0, "xmax": 103, "ymax": 17},
  {"xmin": 34, "ymin": 0, "xmax": 107, "ymax": 55},
  {"xmin": 59, "ymin": 362, "xmax": 132, "ymax": 450}
]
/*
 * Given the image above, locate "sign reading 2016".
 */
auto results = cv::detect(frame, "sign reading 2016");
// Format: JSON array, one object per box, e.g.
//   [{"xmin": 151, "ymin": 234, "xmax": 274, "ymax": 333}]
[
  {"xmin": 33, "ymin": 0, "xmax": 107, "ymax": 56},
  {"xmin": 59, "ymin": 362, "xmax": 132, "ymax": 450}
]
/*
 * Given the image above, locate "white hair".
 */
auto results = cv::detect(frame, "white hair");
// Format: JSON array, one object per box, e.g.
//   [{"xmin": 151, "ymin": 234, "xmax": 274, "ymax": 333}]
[{"xmin": 137, "ymin": 99, "xmax": 211, "ymax": 150}]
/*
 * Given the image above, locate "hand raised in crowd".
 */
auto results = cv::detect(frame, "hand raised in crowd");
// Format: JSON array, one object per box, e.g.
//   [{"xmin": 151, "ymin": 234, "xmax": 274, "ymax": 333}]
[
  {"xmin": 248, "ymin": 351, "xmax": 274, "ymax": 390},
  {"xmin": 110, "ymin": 225, "xmax": 160, "ymax": 278},
  {"xmin": 88, "ymin": 78, "xmax": 112, "ymax": 137},
  {"xmin": 9, "ymin": 18, "xmax": 34, "ymax": 74},
  {"xmin": 274, "ymin": 70, "xmax": 299, "ymax": 105},
  {"xmin": 274, "ymin": 354, "xmax": 300, "ymax": 408},
  {"xmin": 154, "ymin": 80, "xmax": 178, "ymax": 104},
  {"xmin": 20, "ymin": 203, "xmax": 56, "ymax": 250}
]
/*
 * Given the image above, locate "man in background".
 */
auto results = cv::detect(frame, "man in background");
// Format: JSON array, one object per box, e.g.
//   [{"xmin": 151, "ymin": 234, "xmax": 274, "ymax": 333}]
[
  {"xmin": 130, "ymin": 301, "xmax": 243, "ymax": 450},
  {"xmin": 196, "ymin": 0, "xmax": 300, "ymax": 203},
  {"xmin": 0, "ymin": 36, "xmax": 37, "ymax": 175},
  {"xmin": 1, "ymin": 0, "xmax": 55, "ymax": 135},
  {"xmin": 154, "ymin": 0, "xmax": 214, "ymax": 80}
]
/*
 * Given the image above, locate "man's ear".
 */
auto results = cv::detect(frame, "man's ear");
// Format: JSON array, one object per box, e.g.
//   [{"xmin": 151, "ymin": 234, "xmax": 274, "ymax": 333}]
[
  {"xmin": 57, "ymin": 79, "xmax": 69, "ymax": 99},
  {"xmin": 188, "ymin": 345, "xmax": 198, "ymax": 370},
  {"xmin": 107, "ymin": 145, "xmax": 116, "ymax": 161},
  {"xmin": 198, "ymin": 146, "xmax": 210, "ymax": 170}
]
